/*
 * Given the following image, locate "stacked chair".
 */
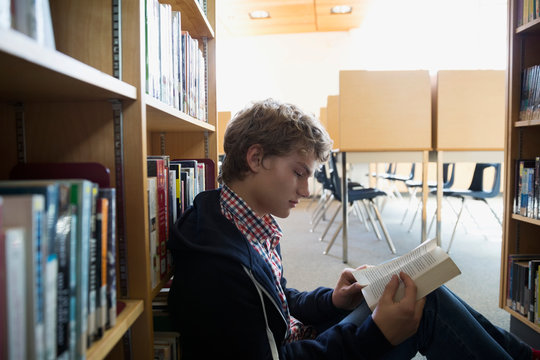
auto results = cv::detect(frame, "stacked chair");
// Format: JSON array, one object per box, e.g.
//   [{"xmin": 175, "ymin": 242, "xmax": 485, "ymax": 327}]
[{"xmin": 320, "ymin": 152, "xmax": 397, "ymax": 255}]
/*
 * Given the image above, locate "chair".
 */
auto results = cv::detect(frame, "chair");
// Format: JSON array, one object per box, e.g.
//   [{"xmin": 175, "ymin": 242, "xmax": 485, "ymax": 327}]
[
  {"xmin": 433, "ymin": 163, "xmax": 502, "ymax": 253},
  {"xmin": 323, "ymin": 152, "xmax": 396, "ymax": 254},
  {"xmin": 403, "ymin": 163, "xmax": 456, "ymax": 231},
  {"xmin": 383, "ymin": 163, "xmax": 416, "ymax": 200}
]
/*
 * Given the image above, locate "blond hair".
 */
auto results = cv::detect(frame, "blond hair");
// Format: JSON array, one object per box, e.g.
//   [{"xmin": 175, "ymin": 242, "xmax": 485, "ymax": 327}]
[{"xmin": 219, "ymin": 98, "xmax": 333, "ymax": 185}]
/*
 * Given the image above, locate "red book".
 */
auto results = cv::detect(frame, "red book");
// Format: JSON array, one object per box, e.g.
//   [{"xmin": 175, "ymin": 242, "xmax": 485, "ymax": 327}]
[{"xmin": 147, "ymin": 158, "xmax": 167, "ymax": 279}]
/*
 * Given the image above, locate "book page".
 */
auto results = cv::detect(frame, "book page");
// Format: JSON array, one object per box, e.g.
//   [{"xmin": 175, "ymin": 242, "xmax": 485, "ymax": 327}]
[
  {"xmin": 354, "ymin": 238, "xmax": 438, "ymax": 287},
  {"xmin": 352, "ymin": 239, "xmax": 460, "ymax": 310}
]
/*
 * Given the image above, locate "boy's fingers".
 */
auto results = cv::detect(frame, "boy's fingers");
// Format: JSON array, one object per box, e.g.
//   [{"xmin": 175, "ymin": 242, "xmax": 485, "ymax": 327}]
[{"xmin": 380, "ymin": 274, "xmax": 399, "ymax": 303}]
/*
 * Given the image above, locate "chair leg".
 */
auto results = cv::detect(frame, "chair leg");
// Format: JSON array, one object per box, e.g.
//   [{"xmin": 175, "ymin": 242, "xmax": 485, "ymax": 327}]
[
  {"xmin": 407, "ymin": 198, "xmax": 422, "ymax": 233},
  {"xmin": 310, "ymin": 191, "xmax": 331, "ymax": 223},
  {"xmin": 319, "ymin": 203, "xmax": 342, "ymax": 242},
  {"xmin": 362, "ymin": 200, "xmax": 382, "ymax": 240},
  {"xmin": 353, "ymin": 202, "xmax": 370, "ymax": 231},
  {"xmin": 482, "ymin": 199, "xmax": 502, "ymax": 225},
  {"xmin": 447, "ymin": 198, "xmax": 465, "ymax": 254},
  {"xmin": 310, "ymin": 195, "xmax": 334, "ymax": 231},
  {"xmin": 323, "ymin": 221, "xmax": 343, "ymax": 255},
  {"xmin": 401, "ymin": 187, "xmax": 418, "ymax": 224},
  {"xmin": 369, "ymin": 200, "xmax": 396, "ymax": 254}
]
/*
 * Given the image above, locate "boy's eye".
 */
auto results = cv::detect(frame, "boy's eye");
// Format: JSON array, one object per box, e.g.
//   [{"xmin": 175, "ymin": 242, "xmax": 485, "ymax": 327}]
[{"xmin": 294, "ymin": 170, "xmax": 304, "ymax": 177}]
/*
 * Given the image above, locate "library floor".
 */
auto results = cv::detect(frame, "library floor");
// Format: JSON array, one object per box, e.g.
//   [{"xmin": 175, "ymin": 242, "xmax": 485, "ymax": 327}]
[{"xmin": 277, "ymin": 193, "xmax": 507, "ymax": 359}]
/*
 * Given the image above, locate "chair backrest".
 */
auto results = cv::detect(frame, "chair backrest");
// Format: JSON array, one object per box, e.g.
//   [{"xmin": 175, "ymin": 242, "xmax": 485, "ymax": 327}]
[
  {"xmin": 468, "ymin": 163, "xmax": 501, "ymax": 198},
  {"xmin": 314, "ymin": 163, "xmax": 334, "ymax": 192},
  {"xmin": 443, "ymin": 163, "xmax": 456, "ymax": 189},
  {"xmin": 328, "ymin": 152, "xmax": 344, "ymax": 202}
]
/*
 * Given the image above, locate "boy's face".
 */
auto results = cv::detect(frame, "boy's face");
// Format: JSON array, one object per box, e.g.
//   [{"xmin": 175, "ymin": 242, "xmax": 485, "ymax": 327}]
[{"xmin": 249, "ymin": 149, "xmax": 317, "ymax": 218}]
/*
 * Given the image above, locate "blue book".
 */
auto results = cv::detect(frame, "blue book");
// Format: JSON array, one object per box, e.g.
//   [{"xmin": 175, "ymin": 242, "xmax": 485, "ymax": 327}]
[{"xmin": 67, "ymin": 180, "xmax": 94, "ymax": 360}]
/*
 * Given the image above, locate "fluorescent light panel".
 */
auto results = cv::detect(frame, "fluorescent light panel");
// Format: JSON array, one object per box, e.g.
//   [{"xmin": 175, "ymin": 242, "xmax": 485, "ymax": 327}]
[
  {"xmin": 331, "ymin": 5, "xmax": 352, "ymax": 14},
  {"xmin": 249, "ymin": 10, "xmax": 270, "ymax": 19}
]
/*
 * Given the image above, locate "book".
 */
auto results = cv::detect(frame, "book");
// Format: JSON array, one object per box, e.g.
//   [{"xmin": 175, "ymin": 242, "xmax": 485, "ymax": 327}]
[
  {"xmin": 2, "ymin": 194, "xmax": 46, "ymax": 360},
  {"xmin": 98, "ymin": 188, "xmax": 117, "ymax": 329},
  {"xmin": 87, "ymin": 184, "xmax": 98, "ymax": 346},
  {"xmin": 4, "ymin": 227, "xmax": 27, "ymax": 360},
  {"xmin": 147, "ymin": 177, "xmax": 160, "ymax": 288},
  {"xmin": 352, "ymin": 238, "xmax": 461, "ymax": 310},
  {"xmin": 148, "ymin": 157, "xmax": 168, "ymax": 279}
]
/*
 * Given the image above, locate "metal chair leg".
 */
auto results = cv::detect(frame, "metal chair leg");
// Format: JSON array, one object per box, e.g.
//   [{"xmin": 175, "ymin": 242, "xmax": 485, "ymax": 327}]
[
  {"xmin": 447, "ymin": 198, "xmax": 465, "ymax": 253},
  {"xmin": 319, "ymin": 203, "xmax": 342, "ymax": 242},
  {"xmin": 363, "ymin": 200, "xmax": 382, "ymax": 240},
  {"xmin": 370, "ymin": 200, "xmax": 396, "ymax": 254},
  {"xmin": 323, "ymin": 222, "xmax": 343, "ymax": 255}
]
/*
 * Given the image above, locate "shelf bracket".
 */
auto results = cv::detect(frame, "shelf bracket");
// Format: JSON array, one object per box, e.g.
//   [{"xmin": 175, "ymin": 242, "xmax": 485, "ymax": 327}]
[
  {"xmin": 112, "ymin": 0, "xmax": 122, "ymax": 80},
  {"xmin": 160, "ymin": 132, "xmax": 166, "ymax": 156},
  {"xmin": 15, "ymin": 103, "xmax": 26, "ymax": 164}
]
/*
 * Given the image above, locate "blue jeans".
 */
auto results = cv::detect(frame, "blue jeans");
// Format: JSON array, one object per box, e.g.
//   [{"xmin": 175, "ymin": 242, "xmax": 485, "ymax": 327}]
[{"xmin": 340, "ymin": 286, "xmax": 532, "ymax": 359}]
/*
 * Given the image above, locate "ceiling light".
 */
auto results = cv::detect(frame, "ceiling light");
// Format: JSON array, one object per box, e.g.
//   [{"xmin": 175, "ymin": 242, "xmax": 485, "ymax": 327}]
[
  {"xmin": 249, "ymin": 10, "xmax": 270, "ymax": 19},
  {"xmin": 330, "ymin": 5, "xmax": 352, "ymax": 14}
]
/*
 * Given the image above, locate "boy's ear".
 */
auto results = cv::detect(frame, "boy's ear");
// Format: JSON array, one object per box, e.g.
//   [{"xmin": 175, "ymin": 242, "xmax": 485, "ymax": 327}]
[{"xmin": 246, "ymin": 144, "xmax": 264, "ymax": 172}]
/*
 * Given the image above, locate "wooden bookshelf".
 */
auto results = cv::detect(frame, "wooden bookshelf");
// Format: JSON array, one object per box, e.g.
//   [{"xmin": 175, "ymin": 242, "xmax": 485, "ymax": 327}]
[
  {"xmin": 500, "ymin": 0, "xmax": 540, "ymax": 341},
  {"xmin": 0, "ymin": 0, "xmax": 217, "ymax": 359}
]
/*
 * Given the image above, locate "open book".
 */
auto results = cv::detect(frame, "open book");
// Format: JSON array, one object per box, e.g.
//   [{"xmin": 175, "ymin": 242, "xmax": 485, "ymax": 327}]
[{"xmin": 352, "ymin": 238, "xmax": 461, "ymax": 310}]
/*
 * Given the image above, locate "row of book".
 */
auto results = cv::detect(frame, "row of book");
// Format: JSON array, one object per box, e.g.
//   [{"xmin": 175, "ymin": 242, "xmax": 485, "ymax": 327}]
[
  {"xmin": 152, "ymin": 285, "xmax": 180, "ymax": 360},
  {"xmin": 507, "ymin": 254, "xmax": 540, "ymax": 325},
  {"xmin": 516, "ymin": 0, "xmax": 540, "ymax": 27},
  {"xmin": 0, "ymin": 0, "xmax": 55, "ymax": 49},
  {"xmin": 147, "ymin": 156, "xmax": 215, "ymax": 288},
  {"xmin": 145, "ymin": 0, "xmax": 207, "ymax": 122},
  {"xmin": 514, "ymin": 157, "xmax": 540, "ymax": 219},
  {"xmin": 520, "ymin": 65, "xmax": 540, "ymax": 122},
  {"xmin": 0, "ymin": 178, "xmax": 117, "ymax": 360}
]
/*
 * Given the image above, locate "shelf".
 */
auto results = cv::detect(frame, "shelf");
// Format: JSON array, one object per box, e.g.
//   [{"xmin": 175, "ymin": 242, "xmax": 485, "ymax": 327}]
[
  {"xmin": 515, "ymin": 119, "xmax": 540, "ymax": 127},
  {"xmin": 511, "ymin": 213, "xmax": 540, "ymax": 226},
  {"xmin": 516, "ymin": 17, "xmax": 540, "ymax": 34},
  {"xmin": 0, "ymin": 29, "xmax": 137, "ymax": 102},
  {"xmin": 87, "ymin": 299, "xmax": 144, "ymax": 360},
  {"xmin": 145, "ymin": 94, "xmax": 215, "ymax": 132},
  {"xmin": 161, "ymin": 0, "xmax": 214, "ymax": 38},
  {"xmin": 504, "ymin": 305, "xmax": 540, "ymax": 334}
]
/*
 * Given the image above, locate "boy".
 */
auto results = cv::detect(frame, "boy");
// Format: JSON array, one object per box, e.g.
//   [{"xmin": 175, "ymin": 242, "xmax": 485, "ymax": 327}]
[{"xmin": 168, "ymin": 98, "xmax": 536, "ymax": 359}]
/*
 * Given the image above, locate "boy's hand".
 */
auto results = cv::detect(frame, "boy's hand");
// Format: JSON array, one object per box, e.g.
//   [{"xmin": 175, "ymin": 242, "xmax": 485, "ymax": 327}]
[
  {"xmin": 371, "ymin": 272, "xmax": 425, "ymax": 345},
  {"xmin": 332, "ymin": 266, "xmax": 369, "ymax": 310}
]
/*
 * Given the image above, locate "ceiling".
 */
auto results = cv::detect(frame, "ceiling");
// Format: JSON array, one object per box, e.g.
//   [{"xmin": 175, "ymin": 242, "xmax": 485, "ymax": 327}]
[{"xmin": 216, "ymin": 0, "xmax": 371, "ymax": 37}]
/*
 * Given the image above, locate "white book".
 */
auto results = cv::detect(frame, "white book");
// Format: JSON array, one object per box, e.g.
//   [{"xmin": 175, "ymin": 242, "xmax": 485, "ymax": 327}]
[
  {"xmin": 5, "ymin": 227, "xmax": 27, "ymax": 360},
  {"xmin": 148, "ymin": 177, "xmax": 159, "ymax": 288},
  {"xmin": 353, "ymin": 238, "xmax": 461, "ymax": 311},
  {"xmin": 3, "ymin": 194, "xmax": 46, "ymax": 360}
]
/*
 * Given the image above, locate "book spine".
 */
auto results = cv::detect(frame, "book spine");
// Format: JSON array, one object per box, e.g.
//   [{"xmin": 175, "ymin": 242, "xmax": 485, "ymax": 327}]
[
  {"xmin": 103, "ymin": 189, "xmax": 117, "ymax": 329},
  {"xmin": 5, "ymin": 227, "xmax": 27, "ymax": 359},
  {"xmin": 87, "ymin": 186, "xmax": 98, "ymax": 346},
  {"xmin": 55, "ymin": 185, "xmax": 74, "ymax": 359}
]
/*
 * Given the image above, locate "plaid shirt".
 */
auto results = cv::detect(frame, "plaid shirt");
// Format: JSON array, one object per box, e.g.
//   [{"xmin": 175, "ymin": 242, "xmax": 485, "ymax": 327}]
[{"xmin": 220, "ymin": 185, "xmax": 316, "ymax": 343}]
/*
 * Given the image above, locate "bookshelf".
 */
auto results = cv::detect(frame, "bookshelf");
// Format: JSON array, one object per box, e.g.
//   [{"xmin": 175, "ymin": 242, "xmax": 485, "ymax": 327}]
[
  {"xmin": 500, "ymin": 0, "xmax": 540, "ymax": 342},
  {"xmin": 0, "ymin": 0, "xmax": 216, "ymax": 359}
]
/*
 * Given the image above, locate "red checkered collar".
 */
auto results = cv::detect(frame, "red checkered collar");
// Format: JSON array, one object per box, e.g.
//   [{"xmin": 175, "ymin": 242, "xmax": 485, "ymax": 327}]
[{"xmin": 220, "ymin": 185, "xmax": 282, "ymax": 249}]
